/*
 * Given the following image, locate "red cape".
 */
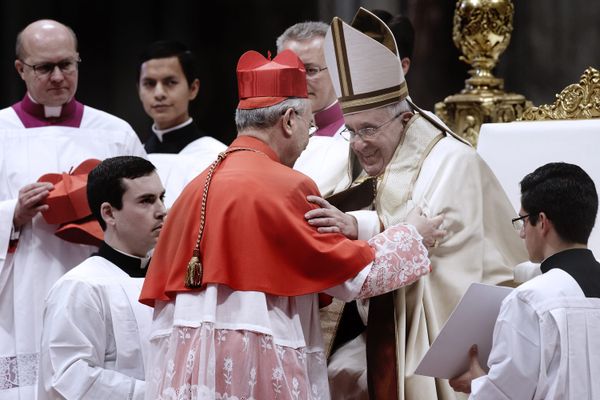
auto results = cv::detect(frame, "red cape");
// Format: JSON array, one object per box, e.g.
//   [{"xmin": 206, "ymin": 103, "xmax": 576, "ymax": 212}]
[{"xmin": 140, "ymin": 136, "xmax": 374, "ymax": 306}]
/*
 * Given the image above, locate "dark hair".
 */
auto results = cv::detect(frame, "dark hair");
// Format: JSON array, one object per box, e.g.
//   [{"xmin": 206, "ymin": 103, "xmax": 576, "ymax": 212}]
[
  {"xmin": 520, "ymin": 162, "xmax": 598, "ymax": 244},
  {"xmin": 368, "ymin": 10, "xmax": 415, "ymax": 60},
  {"xmin": 370, "ymin": 9, "xmax": 393, "ymax": 23},
  {"xmin": 137, "ymin": 40, "xmax": 197, "ymax": 87},
  {"xmin": 387, "ymin": 15, "xmax": 415, "ymax": 60},
  {"xmin": 87, "ymin": 156, "xmax": 156, "ymax": 230}
]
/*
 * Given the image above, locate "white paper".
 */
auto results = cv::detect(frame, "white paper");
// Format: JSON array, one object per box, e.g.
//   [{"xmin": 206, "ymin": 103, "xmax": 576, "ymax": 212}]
[{"xmin": 415, "ymin": 282, "xmax": 513, "ymax": 379}]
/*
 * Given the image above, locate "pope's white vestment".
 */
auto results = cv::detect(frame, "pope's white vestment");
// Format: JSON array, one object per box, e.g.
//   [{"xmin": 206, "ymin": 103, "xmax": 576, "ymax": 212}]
[{"xmin": 327, "ymin": 113, "xmax": 528, "ymax": 400}]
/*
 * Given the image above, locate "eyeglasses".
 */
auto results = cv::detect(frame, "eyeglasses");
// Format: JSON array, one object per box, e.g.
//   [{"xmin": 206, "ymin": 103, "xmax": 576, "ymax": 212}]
[
  {"xmin": 20, "ymin": 57, "xmax": 81, "ymax": 77},
  {"xmin": 293, "ymin": 110, "xmax": 317, "ymax": 137},
  {"xmin": 341, "ymin": 111, "xmax": 402, "ymax": 141},
  {"xmin": 511, "ymin": 214, "xmax": 530, "ymax": 231},
  {"xmin": 305, "ymin": 65, "xmax": 328, "ymax": 78}
]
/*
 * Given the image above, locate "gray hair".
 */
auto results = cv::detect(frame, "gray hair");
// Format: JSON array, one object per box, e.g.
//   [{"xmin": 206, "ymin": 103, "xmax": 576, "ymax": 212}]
[
  {"xmin": 276, "ymin": 21, "xmax": 329, "ymax": 53},
  {"xmin": 384, "ymin": 99, "xmax": 412, "ymax": 116},
  {"xmin": 16, "ymin": 20, "xmax": 78, "ymax": 59},
  {"xmin": 235, "ymin": 98, "xmax": 310, "ymax": 131}
]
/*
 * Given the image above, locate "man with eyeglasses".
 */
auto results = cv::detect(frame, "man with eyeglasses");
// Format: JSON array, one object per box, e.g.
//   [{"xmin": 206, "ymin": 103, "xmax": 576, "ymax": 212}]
[
  {"xmin": 0, "ymin": 19, "xmax": 145, "ymax": 399},
  {"xmin": 276, "ymin": 21, "xmax": 351, "ymax": 198},
  {"xmin": 450, "ymin": 162, "xmax": 600, "ymax": 399},
  {"xmin": 277, "ymin": 18, "xmax": 424, "ymax": 364},
  {"xmin": 314, "ymin": 8, "xmax": 528, "ymax": 400},
  {"xmin": 277, "ymin": 21, "xmax": 340, "ymax": 139}
]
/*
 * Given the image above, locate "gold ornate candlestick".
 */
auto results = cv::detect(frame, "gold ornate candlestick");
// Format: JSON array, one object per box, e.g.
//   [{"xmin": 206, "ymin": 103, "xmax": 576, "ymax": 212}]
[{"xmin": 435, "ymin": 0, "xmax": 531, "ymax": 146}]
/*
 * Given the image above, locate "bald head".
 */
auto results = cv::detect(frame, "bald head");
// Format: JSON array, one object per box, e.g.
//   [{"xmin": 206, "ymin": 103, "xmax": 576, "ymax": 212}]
[
  {"xmin": 16, "ymin": 19, "xmax": 77, "ymax": 60},
  {"xmin": 14, "ymin": 19, "xmax": 80, "ymax": 106}
]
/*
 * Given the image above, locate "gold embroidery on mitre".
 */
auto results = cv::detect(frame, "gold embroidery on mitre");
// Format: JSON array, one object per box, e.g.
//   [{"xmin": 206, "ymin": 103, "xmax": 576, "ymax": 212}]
[{"xmin": 340, "ymin": 83, "xmax": 408, "ymax": 114}]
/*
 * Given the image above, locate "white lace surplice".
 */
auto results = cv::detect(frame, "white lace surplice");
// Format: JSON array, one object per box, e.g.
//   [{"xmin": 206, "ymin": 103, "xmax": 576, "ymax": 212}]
[{"xmin": 146, "ymin": 224, "xmax": 429, "ymax": 400}]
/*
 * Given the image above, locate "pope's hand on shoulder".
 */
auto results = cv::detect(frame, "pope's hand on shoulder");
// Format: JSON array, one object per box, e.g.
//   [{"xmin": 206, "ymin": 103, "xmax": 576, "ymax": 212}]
[
  {"xmin": 13, "ymin": 182, "xmax": 54, "ymax": 228},
  {"xmin": 305, "ymin": 195, "xmax": 358, "ymax": 240},
  {"xmin": 405, "ymin": 206, "xmax": 446, "ymax": 248}
]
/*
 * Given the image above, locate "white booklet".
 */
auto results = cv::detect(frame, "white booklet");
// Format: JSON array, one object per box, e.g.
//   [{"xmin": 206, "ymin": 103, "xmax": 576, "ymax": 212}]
[{"xmin": 415, "ymin": 282, "xmax": 513, "ymax": 379}]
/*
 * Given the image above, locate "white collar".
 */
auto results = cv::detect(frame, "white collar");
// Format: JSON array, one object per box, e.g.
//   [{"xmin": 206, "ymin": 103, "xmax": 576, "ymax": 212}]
[
  {"xmin": 28, "ymin": 93, "xmax": 63, "ymax": 118},
  {"xmin": 152, "ymin": 118, "xmax": 193, "ymax": 142},
  {"xmin": 112, "ymin": 246, "xmax": 152, "ymax": 269}
]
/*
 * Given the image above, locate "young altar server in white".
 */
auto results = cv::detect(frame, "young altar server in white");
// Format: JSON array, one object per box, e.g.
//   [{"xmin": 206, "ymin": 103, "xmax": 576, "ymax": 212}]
[
  {"xmin": 37, "ymin": 156, "xmax": 166, "ymax": 400},
  {"xmin": 450, "ymin": 162, "xmax": 600, "ymax": 399}
]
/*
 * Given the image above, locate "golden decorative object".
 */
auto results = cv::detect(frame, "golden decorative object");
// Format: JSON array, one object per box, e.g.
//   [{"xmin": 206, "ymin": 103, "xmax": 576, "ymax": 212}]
[
  {"xmin": 435, "ymin": 0, "xmax": 531, "ymax": 146},
  {"xmin": 520, "ymin": 67, "xmax": 600, "ymax": 121},
  {"xmin": 453, "ymin": 0, "xmax": 513, "ymax": 91}
]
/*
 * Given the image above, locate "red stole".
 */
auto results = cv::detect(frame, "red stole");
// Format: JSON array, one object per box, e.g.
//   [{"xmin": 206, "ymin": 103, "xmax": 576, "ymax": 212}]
[{"xmin": 140, "ymin": 136, "xmax": 374, "ymax": 306}]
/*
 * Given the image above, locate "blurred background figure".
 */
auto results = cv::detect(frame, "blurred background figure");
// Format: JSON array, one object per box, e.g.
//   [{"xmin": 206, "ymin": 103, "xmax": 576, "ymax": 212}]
[{"xmin": 137, "ymin": 40, "xmax": 226, "ymax": 208}]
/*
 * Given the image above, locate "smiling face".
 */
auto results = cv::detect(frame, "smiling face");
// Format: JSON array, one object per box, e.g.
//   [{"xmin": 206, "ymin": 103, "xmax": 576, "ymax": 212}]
[
  {"xmin": 345, "ymin": 107, "xmax": 406, "ymax": 177},
  {"xmin": 138, "ymin": 56, "xmax": 199, "ymax": 130},
  {"xmin": 15, "ymin": 22, "xmax": 79, "ymax": 106},
  {"xmin": 279, "ymin": 36, "xmax": 337, "ymax": 115},
  {"xmin": 107, "ymin": 172, "xmax": 166, "ymax": 257}
]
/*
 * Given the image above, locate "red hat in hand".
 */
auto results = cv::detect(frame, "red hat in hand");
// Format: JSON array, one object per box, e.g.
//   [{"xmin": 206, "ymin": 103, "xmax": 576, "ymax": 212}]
[
  {"xmin": 37, "ymin": 158, "xmax": 103, "ymax": 246},
  {"xmin": 55, "ymin": 215, "xmax": 103, "ymax": 247},
  {"xmin": 38, "ymin": 158, "xmax": 100, "ymax": 224}
]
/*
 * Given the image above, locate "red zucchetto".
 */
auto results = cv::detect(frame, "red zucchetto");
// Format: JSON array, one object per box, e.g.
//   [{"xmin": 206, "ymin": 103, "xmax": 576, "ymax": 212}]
[{"xmin": 237, "ymin": 49, "xmax": 308, "ymax": 110}]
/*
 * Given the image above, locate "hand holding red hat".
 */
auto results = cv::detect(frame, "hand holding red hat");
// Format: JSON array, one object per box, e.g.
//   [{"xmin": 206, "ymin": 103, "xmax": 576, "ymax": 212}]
[
  {"xmin": 12, "ymin": 182, "xmax": 54, "ymax": 228},
  {"xmin": 37, "ymin": 158, "xmax": 101, "ymax": 225},
  {"xmin": 35, "ymin": 158, "xmax": 104, "ymax": 246}
]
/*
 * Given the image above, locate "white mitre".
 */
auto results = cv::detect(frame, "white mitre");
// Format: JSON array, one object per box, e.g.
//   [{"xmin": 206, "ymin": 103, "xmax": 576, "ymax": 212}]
[
  {"xmin": 324, "ymin": 7, "xmax": 469, "ymax": 144},
  {"xmin": 323, "ymin": 7, "xmax": 408, "ymax": 115}
]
